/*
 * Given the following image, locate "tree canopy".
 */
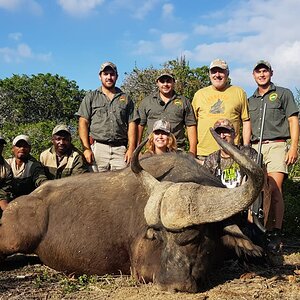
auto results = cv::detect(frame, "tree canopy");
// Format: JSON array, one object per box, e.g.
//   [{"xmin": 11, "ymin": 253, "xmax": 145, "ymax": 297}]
[
  {"xmin": 0, "ymin": 73, "xmax": 85, "ymax": 126},
  {"xmin": 121, "ymin": 56, "xmax": 210, "ymax": 105}
]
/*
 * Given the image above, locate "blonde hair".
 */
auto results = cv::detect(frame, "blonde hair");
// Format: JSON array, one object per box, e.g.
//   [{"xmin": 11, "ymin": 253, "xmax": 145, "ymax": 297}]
[{"xmin": 144, "ymin": 132, "xmax": 177, "ymax": 155}]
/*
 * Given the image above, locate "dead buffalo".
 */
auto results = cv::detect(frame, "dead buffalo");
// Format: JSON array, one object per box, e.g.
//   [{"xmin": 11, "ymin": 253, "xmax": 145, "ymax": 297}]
[{"xmin": 0, "ymin": 130, "xmax": 264, "ymax": 292}]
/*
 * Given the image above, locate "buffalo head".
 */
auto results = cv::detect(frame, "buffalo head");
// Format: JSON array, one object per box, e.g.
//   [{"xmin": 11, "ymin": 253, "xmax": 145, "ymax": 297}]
[{"xmin": 131, "ymin": 129, "xmax": 264, "ymax": 292}]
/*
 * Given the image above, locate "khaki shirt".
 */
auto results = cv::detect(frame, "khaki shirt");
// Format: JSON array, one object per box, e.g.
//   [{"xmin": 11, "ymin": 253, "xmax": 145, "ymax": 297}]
[
  {"xmin": 6, "ymin": 155, "xmax": 48, "ymax": 198},
  {"xmin": 40, "ymin": 146, "xmax": 89, "ymax": 180}
]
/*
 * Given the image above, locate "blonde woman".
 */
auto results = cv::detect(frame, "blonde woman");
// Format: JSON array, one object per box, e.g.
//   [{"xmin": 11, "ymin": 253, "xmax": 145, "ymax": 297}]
[{"xmin": 144, "ymin": 120, "xmax": 177, "ymax": 156}]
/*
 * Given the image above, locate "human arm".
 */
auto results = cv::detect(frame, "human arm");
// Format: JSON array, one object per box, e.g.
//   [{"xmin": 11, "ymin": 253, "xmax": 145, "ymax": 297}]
[
  {"xmin": 125, "ymin": 121, "xmax": 137, "ymax": 164},
  {"xmin": 186, "ymin": 125, "xmax": 197, "ymax": 157},
  {"xmin": 138, "ymin": 124, "xmax": 145, "ymax": 145},
  {"xmin": 286, "ymin": 115, "xmax": 299, "ymax": 165},
  {"xmin": 71, "ymin": 153, "xmax": 90, "ymax": 175},
  {"xmin": 242, "ymin": 119, "xmax": 251, "ymax": 146},
  {"xmin": 78, "ymin": 116, "xmax": 94, "ymax": 165}
]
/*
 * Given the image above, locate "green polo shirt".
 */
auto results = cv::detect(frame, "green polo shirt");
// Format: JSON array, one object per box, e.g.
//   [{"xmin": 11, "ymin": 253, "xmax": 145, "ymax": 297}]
[
  {"xmin": 138, "ymin": 92, "xmax": 196, "ymax": 148},
  {"xmin": 76, "ymin": 87, "xmax": 139, "ymax": 145},
  {"xmin": 248, "ymin": 83, "xmax": 299, "ymax": 141}
]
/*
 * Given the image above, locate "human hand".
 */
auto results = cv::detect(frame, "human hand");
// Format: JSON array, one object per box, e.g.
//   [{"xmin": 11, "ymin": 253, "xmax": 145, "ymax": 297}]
[{"xmin": 83, "ymin": 149, "xmax": 94, "ymax": 165}]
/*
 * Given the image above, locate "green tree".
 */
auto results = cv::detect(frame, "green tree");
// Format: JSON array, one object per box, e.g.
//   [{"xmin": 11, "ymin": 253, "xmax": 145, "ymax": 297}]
[
  {"xmin": 0, "ymin": 73, "xmax": 85, "ymax": 125},
  {"xmin": 122, "ymin": 56, "xmax": 210, "ymax": 105}
]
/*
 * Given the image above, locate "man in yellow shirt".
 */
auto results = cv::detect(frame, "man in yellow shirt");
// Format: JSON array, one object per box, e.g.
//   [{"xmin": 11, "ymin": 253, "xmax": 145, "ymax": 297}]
[{"xmin": 192, "ymin": 59, "xmax": 251, "ymax": 161}]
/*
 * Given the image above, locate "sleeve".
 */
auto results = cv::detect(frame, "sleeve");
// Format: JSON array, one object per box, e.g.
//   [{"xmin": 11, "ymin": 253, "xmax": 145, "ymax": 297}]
[
  {"xmin": 183, "ymin": 97, "xmax": 197, "ymax": 126},
  {"xmin": 127, "ymin": 96, "xmax": 140, "ymax": 123},
  {"xmin": 137, "ymin": 98, "xmax": 148, "ymax": 126},
  {"xmin": 192, "ymin": 91, "xmax": 200, "ymax": 121},
  {"xmin": 203, "ymin": 156, "xmax": 216, "ymax": 175},
  {"xmin": 282, "ymin": 88, "xmax": 299, "ymax": 117},
  {"xmin": 76, "ymin": 92, "xmax": 93, "ymax": 120},
  {"xmin": 240, "ymin": 90, "xmax": 250, "ymax": 121},
  {"xmin": 0, "ymin": 166, "xmax": 13, "ymax": 202},
  {"xmin": 32, "ymin": 161, "xmax": 48, "ymax": 187},
  {"xmin": 71, "ymin": 154, "xmax": 90, "ymax": 175}
]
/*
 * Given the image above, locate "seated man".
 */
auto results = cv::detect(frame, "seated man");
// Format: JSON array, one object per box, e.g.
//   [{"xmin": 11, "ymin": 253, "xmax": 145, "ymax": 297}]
[
  {"xmin": 0, "ymin": 136, "xmax": 13, "ymax": 212},
  {"xmin": 40, "ymin": 124, "xmax": 89, "ymax": 180},
  {"xmin": 6, "ymin": 135, "xmax": 48, "ymax": 198},
  {"xmin": 204, "ymin": 119, "xmax": 257, "ymax": 188},
  {"xmin": 204, "ymin": 119, "xmax": 271, "ymax": 246}
]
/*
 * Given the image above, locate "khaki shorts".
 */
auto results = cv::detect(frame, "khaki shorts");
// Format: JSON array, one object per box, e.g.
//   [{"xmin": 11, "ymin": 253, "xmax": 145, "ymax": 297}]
[
  {"xmin": 91, "ymin": 142, "xmax": 127, "ymax": 172},
  {"xmin": 252, "ymin": 141, "xmax": 288, "ymax": 174}
]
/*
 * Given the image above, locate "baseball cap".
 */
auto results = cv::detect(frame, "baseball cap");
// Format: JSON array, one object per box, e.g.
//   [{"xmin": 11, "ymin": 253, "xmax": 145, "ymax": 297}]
[
  {"xmin": 0, "ymin": 136, "xmax": 7, "ymax": 144},
  {"xmin": 213, "ymin": 119, "xmax": 235, "ymax": 133},
  {"xmin": 209, "ymin": 59, "xmax": 229, "ymax": 70},
  {"xmin": 13, "ymin": 135, "xmax": 31, "ymax": 146},
  {"xmin": 253, "ymin": 60, "xmax": 272, "ymax": 71},
  {"xmin": 99, "ymin": 62, "xmax": 118, "ymax": 74},
  {"xmin": 152, "ymin": 120, "xmax": 171, "ymax": 134},
  {"xmin": 52, "ymin": 124, "xmax": 71, "ymax": 136},
  {"xmin": 156, "ymin": 71, "xmax": 175, "ymax": 82}
]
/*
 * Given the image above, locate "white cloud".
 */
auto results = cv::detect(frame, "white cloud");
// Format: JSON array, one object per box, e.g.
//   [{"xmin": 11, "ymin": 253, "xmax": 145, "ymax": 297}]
[
  {"xmin": 160, "ymin": 33, "xmax": 188, "ymax": 50},
  {"xmin": 57, "ymin": 0, "xmax": 104, "ymax": 16},
  {"xmin": 132, "ymin": 40, "xmax": 156, "ymax": 55},
  {"xmin": 188, "ymin": 0, "xmax": 300, "ymax": 93},
  {"xmin": 132, "ymin": 0, "xmax": 160, "ymax": 20},
  {"xmin": 0, "ymin": 43, "xmax": 52, "ymax": 63},
  {"xmin": 9, "ymin": 32, "xmax": 22, "ymax": 41},
  {"xmin": 0, "ymin": 0, "xmax": 42, "ymax": 15},
  {"xmin": 162, "ymin": 3, "xmax": 174, "ymax": 19}
]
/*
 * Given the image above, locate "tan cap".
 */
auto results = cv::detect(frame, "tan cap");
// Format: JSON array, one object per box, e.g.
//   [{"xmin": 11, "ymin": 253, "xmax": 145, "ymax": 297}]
[
  {"xmin": 209, "ymin": 59, "xmax": 229, "ymax": 70},
  {"xmin": 213, "ymin": 119, "xmax": 235, "ymax": 132},
  {"xmin": 156, "ymin": 71, "xmax": 175, "ymax": 82},
  {"xmin": 253, "ymin": 60, "xmax": 272, "ymax": 71},
  {"xmin": 99, "ymin": 62, "xmax": 118, "ymax": 74},
  {"xmin": 153, "ymin": 120, "xmax": 171, "ymax": 134},
  {"xmin": 13, "ymin": 135, "xmax": 31, "ymax": 146},
  {"xmin": 52, "ymin": 124, "xmax": 71, "ymax": 136}
]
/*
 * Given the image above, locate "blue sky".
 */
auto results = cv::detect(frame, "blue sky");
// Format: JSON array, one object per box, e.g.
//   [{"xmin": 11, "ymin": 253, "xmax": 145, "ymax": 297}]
[{"xmin": 0, "ymin": 0, "xmax": 299, "ymax": 97}]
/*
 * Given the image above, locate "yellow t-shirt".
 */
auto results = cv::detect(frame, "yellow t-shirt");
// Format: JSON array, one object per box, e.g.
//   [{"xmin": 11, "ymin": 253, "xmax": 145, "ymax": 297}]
[{"xmin": 192, "ymin": 85, "xmax": 249, "ymax": 156}]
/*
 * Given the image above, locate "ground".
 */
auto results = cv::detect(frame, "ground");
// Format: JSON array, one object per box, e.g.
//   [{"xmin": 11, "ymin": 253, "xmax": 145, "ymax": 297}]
[{"xmin": 0, "ymin": 238, "xmax": 299, "ymax": 300}]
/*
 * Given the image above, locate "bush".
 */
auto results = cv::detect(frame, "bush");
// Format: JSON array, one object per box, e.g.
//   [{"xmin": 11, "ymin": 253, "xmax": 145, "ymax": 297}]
[{"xmin": 283, "ymin": 178, "xmax": 300, "ymax": 236}]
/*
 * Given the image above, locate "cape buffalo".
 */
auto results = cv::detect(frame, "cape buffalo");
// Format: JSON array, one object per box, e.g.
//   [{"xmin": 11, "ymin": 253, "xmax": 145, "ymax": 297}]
[{"xmin": 0, "ymin": 130, "xmax": 264, "ymax": 292}]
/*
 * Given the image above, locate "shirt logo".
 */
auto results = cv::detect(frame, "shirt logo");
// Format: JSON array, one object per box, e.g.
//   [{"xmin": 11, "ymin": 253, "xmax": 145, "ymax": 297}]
[
  {"xmin": 269, "ymin": 93, "xmax": 278, "ymax": 102},
  {"xmin": 173, "ymin": 99, "xmax": 183, "ymax": 107},
  {"xmin": 210, "ymin": 99, "xmax": 225, "ymax": 114}
]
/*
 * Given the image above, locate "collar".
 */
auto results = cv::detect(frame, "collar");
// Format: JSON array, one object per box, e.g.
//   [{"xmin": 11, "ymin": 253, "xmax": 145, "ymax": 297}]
[{"xmin": 253, "ymin": 82, "xmax": 276, "ymax": 97}]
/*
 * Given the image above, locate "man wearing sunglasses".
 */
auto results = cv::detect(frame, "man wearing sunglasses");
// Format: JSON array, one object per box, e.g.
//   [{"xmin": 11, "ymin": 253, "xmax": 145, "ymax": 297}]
[{"xmin": 203, "ymin": 119, "xmax": 257, "ymax": 188}]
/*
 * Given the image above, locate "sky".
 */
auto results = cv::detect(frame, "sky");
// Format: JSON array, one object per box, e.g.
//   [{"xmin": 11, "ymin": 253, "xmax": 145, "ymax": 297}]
[{"xmin": 0, "ymin": 0, "xmax": 299, "ymax": 97}]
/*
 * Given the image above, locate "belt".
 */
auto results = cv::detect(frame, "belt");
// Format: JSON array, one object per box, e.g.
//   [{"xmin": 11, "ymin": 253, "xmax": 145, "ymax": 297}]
[
  {"xmin": 95, "ymin": 140, "xmax": 127, "ymax": 147},
  {"xmin": 252, "ymin": 139, "xmax": 286, "ymax": 145}
]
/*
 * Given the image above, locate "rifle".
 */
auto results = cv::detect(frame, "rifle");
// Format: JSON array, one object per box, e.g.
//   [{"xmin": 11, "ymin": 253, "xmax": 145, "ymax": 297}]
[{"xmin": 250, "ymin": 102, "xmax": 267, "ymax": 233}]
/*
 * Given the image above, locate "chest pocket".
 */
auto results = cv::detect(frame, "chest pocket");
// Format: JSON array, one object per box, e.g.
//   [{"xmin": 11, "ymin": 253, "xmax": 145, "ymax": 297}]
[{"xmin": 92, "ymin": 102, "xmax": 107, "ymax": 118}]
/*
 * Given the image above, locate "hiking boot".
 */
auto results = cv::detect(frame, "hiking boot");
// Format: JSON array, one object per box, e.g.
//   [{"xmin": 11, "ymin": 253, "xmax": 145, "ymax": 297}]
[{"xmin": 266, "ymin": 229, "xmax": 283, "ymax": 254}]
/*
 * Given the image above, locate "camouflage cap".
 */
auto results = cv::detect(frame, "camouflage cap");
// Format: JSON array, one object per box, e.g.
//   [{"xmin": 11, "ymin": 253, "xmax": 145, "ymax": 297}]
[
  {"xmin": 99, "ymin": 62, "xmax": 118, "ymax": 74},
  {"xmin": 253, "ymin": 60, "xmax": 272, "ymax": 71},
  {"xmin": 52, "ymin": 124, "xmax": 71, "ymax": 136},
  {"xmin": 213, "ymin": 118, "xmax": 235, "ymax": 132},
  {"xmin": 13, "ymin": 134, "xmax": 31, "ymax": 146},
  {"xmin": 156, "ymin": 71, "xmax": 175, "ymax": 82},
  {"xmin": 209, "ymin": 59, "xmax": 229, "ymax": 70},
  {"xmin": 153, "ymin": 120, "xmax": 171, "ymax": 134}
]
